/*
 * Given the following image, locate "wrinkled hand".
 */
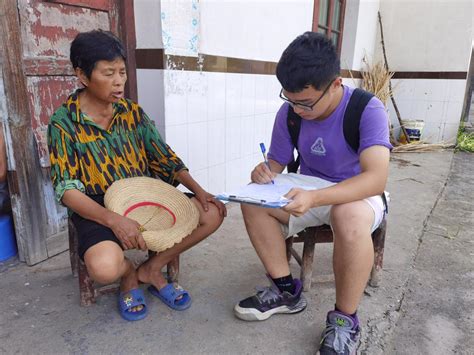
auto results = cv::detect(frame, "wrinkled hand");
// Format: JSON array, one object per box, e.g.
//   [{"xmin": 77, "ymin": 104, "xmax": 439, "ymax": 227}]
[
  {"xmin": 195, "ymin": 189, "xmax": 227, "ymax": 217},
  {"xmin": 109, "ymin": 213, "xmax": 147, "ymax": 250},
  {"xmin": 282, "ymin": 188, "xmax": 316, "ymax": 217},
  {"xmin": 251, "ymin": 162, "xmax": 276, "ymax": 184}
]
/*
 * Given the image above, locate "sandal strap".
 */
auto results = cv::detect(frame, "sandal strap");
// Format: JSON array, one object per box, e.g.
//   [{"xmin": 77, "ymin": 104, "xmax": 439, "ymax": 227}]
[{"xmin": 119, "ymin": 288, "xmax": 147, "ymax": 312}]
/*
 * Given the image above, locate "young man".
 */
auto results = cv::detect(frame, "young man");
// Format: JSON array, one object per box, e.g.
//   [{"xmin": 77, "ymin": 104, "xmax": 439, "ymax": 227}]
[{"xmin": 234, "ymin": 32, "xmax": 391, "ymax": 354}]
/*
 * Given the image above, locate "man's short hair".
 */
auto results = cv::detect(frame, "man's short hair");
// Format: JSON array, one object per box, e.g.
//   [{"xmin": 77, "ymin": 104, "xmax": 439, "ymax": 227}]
[
  {"xmin": 70, "ymin": 30, "xmax": 126, "ymax": 78},
  {"xmin": 276, "ymin": 31, "xmax": 340, "ymax": 93}
]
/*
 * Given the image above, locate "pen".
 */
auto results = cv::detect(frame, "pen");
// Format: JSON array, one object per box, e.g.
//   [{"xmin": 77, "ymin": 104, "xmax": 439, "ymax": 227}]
[{"xmin": 259, "ymin": 142, "xmax": 274, "ymax": 184}]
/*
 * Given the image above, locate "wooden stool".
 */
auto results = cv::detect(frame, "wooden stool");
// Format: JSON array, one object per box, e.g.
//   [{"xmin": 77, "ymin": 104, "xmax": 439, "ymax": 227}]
[
  {"xmin": 68, "ymin": 218, "xmax": 179, "ymax": 306},
  {"xmin": 285, "ymin": 218, "xmax": 386, "ymax": 291}
]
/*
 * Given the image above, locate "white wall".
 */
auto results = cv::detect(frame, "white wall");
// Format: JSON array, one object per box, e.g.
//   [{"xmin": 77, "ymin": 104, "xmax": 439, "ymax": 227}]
[
  {"xmin": 340, "ymin": 0, "xmax": 380, "ymax": 71},
  {"xmin": 134, "ymin": 0, "xmax": 163, "ymax": 49},
  {"xmin": 134, "ymin": 1, "xmax": 166, "ymax": 137},
  {"xmin": 378, "ymin": 0, "xmax": 473, "ymax": 72},
  {"xmin": 378, "ymin": 0, "xmax": 473, "ymax": 142},
  {"xmin": 200, "ymin": 0, "xmax": 313, "ymax": 62},
  {"xmin": 135, "ymin": 0, "xmax": 312, "ymax": 194},
  {"xmin": 340, "ymin": 0, "xmax": 472, "ymax": 143}
]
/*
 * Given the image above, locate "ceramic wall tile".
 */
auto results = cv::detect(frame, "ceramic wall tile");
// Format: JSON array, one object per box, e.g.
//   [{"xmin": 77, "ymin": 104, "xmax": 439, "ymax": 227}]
[
  {"xmin": 165, "ymin": 93, "xmax": 188, "ymax": 126},
  {"xmin": 444, "ymin": 101, "xmax": 463, "ymax": 124},
  {"xmin": 255, "ymin": 74, "xmax": 268, "ymax": 115},
  {"xmin": 225, "ymin": 73, "xmax": 242, "ymax": 118},
  {"xmin": 241, "ymin": 116, "xmax": 256, "ymax": 158},
  {"xmin": 208, "ymin": 163, "xmax": 226, "ymax": 195},
  {"xmin": 165, "ymin": 124, "xmax": 189, "ymax": 164},
  {"xmin": 207, "ymin": 120, "xmax": 226, "ymax": 166},
  {"xmin": 137, "ymin": 69, "xmax": 165, "ymax": 126},
  {"xmin": 207, "ymin": 72, "xmax": 226, "ymax": 121},
  {"xmin": 190, "ymin": 168, "xmax": 209, "ymax": 192},
  {"xmin": 187, "ymin": 122, "xmax": 208, "ymax": 171},
  {"xmin": 225, "ymin": 113, "xmax": 242, "ymax": 161},
  {"xmin": 241, "ymin": 74, "xmax": 256, "ymax": 117}
]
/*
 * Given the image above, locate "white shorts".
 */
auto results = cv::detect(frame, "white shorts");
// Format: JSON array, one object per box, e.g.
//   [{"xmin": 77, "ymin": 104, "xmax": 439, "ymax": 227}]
[{"xmin": 276, "ymin": 173, "xmax": 389, "ymax": 238}]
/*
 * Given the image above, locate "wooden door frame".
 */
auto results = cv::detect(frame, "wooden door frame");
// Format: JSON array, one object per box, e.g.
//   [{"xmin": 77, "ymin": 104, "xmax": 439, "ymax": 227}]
[
  {"xmin": 117, "ymin": 0, "xmax": 138, "ymax": 102},
  {"xmin": 0, "ymin": 0, "xmax": 49, "ymax": 264}
]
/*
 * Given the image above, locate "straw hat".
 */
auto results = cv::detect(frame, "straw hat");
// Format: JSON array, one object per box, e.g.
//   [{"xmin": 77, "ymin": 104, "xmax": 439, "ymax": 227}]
[{"xmin": 104, "ymin": 176, "xmax": 199, "ymax": 252}]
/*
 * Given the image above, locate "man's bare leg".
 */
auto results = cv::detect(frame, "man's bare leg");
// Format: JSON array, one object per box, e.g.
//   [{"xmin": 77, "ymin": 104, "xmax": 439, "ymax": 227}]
[
  {"xmin": 330, "ymin": 201, "xmax": 375, "ymax": 314},
  {"xmin": 241, "ymin": 204, "xmax": 291, "ymax": 278}
]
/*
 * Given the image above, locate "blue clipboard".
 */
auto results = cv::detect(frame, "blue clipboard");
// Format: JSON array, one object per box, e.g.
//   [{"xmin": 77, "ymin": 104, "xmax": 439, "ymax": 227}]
[{"xmin": 216, "ymin": 194, "xmax": 290, "ymax": 208}]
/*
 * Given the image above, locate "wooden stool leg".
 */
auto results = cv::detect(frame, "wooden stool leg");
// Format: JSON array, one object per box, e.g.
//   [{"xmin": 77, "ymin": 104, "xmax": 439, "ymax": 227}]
[
  {"xmin": 68, "ymin": 219, "xmax": 79, "ymax": 278},
  {"xmin": 286, "ymin": 237, "xmax": 294, "ymax": 263},
  {"xmin": 78, "ymin": 259, "xmax": 96, "ymax": 306},
  {"xmin": 301, "ymin": 233, "xmax": 317, "ymax": 291},
  {"xmin": 167, "ymin": 256, "xmax": 180, "ymax": 283},
  {"xmin": 369, "ymin": 220, "xmax": 386, "ymax": 287}
]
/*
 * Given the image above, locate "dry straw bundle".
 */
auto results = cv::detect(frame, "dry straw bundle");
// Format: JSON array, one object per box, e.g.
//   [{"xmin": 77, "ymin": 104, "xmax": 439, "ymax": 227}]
[
  {"xmin": 392, "ymin": 141, "xmax": 454, "ymax": 153},
  {"xmin": 360, "ymin": 56, "xmax": 394, "ymax": 106}
]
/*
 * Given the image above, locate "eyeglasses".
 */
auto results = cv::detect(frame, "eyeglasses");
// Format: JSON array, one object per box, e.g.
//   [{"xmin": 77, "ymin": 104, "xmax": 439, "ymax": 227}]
[{"xmin": 279, "ymin": 79, "xmax": 334, "ymax": 112}]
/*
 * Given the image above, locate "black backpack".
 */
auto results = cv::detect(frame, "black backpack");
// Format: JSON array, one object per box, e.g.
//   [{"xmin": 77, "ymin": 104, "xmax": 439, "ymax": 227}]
[{"xmin": 286, "ymin": 88, "xmax": 374, "ymax": 173}]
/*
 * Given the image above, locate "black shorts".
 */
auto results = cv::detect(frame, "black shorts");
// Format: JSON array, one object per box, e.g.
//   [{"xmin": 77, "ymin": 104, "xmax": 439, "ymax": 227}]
[{"xmin": 71, "ymin": 193, "xmax": 195, "ymax": 260}]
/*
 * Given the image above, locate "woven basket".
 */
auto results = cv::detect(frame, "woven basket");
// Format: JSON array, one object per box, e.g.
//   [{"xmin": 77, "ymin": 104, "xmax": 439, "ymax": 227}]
[{"xmin": 104, "ymin": 176, "xmax": 199, "ymax": 252}]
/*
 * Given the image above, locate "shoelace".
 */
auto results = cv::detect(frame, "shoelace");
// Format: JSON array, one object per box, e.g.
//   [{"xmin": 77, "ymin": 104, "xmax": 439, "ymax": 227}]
[
  {"xmin": 321, "ymin": 323, "xmax": 357, "ymax": 354},
  {"xmin": 255, "ymin": 285, "xmax": 281, "ymax": 304}
]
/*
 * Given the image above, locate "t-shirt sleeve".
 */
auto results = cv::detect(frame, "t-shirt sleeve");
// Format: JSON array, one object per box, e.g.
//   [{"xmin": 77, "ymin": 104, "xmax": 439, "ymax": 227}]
[
  {"xmin": 358, "ymin": 97, "xmax": 393, "ymax": 154},
  {"xmin": 267, "ymin": 103, "xmax": 295, "ymax": 166}
]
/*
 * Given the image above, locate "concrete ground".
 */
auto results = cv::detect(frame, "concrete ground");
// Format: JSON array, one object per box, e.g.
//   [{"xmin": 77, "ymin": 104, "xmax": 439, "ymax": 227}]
[{"xmin": 0, "ymin": 151, "xmax": 472, "ymax": 354}]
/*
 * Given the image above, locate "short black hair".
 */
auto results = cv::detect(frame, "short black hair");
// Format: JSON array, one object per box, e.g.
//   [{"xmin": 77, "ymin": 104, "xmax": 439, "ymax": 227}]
[
  {"xmin": 276, "ymin": 32, "xmax": 340, "ymax": 92},
  {"xmin": 70, "ymin": 30, "xmax": 126, "ymax": 78}
]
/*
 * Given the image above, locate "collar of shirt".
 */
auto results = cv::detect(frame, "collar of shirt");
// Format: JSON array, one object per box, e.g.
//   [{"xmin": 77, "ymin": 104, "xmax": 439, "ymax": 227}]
[{"xmin": 65, "ymin": 89, "xmax": 130, "ymax": 125}]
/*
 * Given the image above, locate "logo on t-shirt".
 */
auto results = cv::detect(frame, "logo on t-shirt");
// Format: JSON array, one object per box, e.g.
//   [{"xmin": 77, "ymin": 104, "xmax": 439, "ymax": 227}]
[{"xmin": 311, "ymin": 137, "xmax": 326, "ymax": 156}]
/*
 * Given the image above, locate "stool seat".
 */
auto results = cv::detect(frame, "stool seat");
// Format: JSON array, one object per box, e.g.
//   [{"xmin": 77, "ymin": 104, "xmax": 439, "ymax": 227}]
[
  {"xmin": 286, "ymin": 218, "xmax": 387, "ymax": 291},
  {"xmin": 68, "ymin": 218, "xmax": 179, "ymax": 306}
]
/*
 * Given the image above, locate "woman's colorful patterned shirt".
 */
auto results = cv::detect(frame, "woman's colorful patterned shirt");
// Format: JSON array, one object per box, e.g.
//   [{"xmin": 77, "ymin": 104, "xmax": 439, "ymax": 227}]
[{"xmin": 47, "ymin": 91, "xmax": 187, "ymax": 202}]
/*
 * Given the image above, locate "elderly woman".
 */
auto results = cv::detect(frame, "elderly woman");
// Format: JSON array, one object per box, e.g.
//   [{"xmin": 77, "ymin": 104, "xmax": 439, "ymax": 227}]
[{"xmin": 48, "ymin": 30, "xmax": 226, "ymax": 321}]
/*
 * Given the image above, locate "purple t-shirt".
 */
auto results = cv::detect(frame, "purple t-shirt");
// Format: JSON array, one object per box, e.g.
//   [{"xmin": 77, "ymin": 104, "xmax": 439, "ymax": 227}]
[{"xmin": 268, "ymin": 85, "xmax": 392, "ymax": 183}]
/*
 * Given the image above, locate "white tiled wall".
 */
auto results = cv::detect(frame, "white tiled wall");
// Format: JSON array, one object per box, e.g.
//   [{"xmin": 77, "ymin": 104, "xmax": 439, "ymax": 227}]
[
  {"xmin": 388, "ymin": 79, "xmax": 466, "ymax": 143},
  {"xmin": 200, "ymin": 0, "xmax": 313, "ymax": 62},
  {"xmin": 158, "ymin": 69, "xmax": 281, "ymax": 195}
]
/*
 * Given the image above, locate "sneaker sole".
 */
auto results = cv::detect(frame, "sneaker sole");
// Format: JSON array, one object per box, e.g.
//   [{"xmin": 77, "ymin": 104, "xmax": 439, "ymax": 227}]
[{"xmin": 233, "ymin": 296, "xmax": 307, "ymax": 321}]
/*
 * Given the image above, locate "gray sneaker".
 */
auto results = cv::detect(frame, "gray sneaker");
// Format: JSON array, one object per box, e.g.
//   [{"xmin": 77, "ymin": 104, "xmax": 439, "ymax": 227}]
[
  {"xmin": 234, "ymin": 276, "xmax": 307, "ymax": 321},
  {"xmin": 318, "ymin": 311, "xmax": 361, "ymax": 355}
]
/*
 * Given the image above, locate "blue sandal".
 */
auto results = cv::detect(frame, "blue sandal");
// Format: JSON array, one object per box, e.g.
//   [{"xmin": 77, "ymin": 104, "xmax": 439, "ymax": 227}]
[
  {"xmin": 118, "ymin": 288, "xmax": 148, "ymax": 321},
  {"xmin": 148, "ymin": 283, "xmax": 192, "ymax": 311}
]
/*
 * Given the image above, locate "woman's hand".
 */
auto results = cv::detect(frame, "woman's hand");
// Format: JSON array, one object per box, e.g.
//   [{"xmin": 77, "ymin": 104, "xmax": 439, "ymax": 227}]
[
  {"xmin": 251, "ymin": 162, "xmax": 276, "ymax": 184},
  {"xmin": 107, "ymin": 212, "xmax": 147, "ymax": 250},
  {"xmin": 195, "ymin": 189, "xmax": 227, "ymax": 217},
  {"xmin": 282, "ymin": 188, "xmax": 317, "ymax": 217}
]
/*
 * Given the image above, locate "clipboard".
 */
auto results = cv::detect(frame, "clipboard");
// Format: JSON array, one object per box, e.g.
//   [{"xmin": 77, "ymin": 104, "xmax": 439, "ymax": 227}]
[
  {"xmin": 216, "ymin": 194, "xmax": 290, "ymax": 208},
  {"xmin": 215, "ymin": 182, "xmax": 295, "ymax": 208}
]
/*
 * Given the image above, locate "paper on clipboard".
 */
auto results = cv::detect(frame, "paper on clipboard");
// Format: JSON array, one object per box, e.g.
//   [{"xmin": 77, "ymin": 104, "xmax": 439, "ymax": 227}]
[
  {"xmin": 216, "ymin": 181, "xmax": 317, "ymax": 208},
  {"xmin": 216, "ymin": 183, "xmax": 290, "ymax": 208}
]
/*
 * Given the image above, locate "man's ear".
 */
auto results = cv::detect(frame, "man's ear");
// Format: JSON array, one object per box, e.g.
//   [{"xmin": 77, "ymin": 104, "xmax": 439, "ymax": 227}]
[
  {"xmin": 333, "ymin": 76, "xmax": 343, "ymax": 89},
  {"xmin": 75, "ymin": 67, "xmax": 89, "ymax": 87}
]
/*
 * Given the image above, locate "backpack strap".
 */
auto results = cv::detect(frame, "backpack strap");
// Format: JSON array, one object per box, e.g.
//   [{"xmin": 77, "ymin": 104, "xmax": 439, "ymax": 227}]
[
  {"xmin": 286, "ymin": 105, "xmax": 302, "ymax": 173},
  {"xmin": 343, "ymin": 88, "xmax": 374, "ymax": 153},
  {"xmin": 285, "ymin": 87, "xmax": 374, "ymax": 172}
]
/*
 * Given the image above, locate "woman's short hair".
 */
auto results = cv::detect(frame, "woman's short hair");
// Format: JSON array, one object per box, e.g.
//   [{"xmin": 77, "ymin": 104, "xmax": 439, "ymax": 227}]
[
  {"xmin": 70, "ymin": 30, "xmax": 126, "ymax": 78},
  {"xmin": 276, "ymin": 32, "xmax": 340, "ymax": 93}
]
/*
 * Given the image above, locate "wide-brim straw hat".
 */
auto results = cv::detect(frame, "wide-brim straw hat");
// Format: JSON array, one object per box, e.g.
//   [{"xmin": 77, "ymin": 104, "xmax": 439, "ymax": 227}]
[{"xmin": 104, "ymin": 176, "xmax": 199, "ymax": 252}]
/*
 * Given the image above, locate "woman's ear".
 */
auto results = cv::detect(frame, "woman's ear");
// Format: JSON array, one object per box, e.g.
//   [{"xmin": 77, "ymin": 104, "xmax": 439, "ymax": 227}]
[{"xmin": 75, "ymin": 67, "xmax": 89, "ymax": 87}]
